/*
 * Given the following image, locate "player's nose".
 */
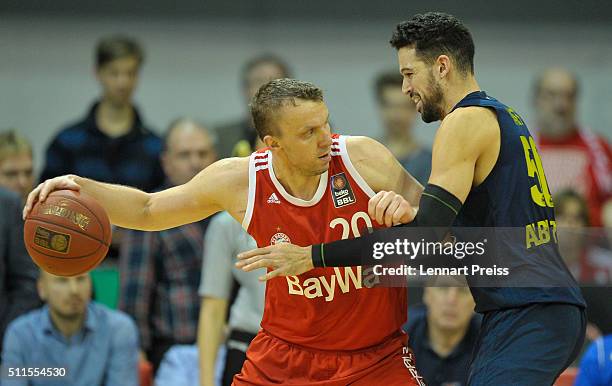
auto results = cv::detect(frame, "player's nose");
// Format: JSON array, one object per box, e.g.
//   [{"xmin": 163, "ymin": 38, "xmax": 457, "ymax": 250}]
[
  {"xmin": 318, "ymin": 134, "xmax": 333, "ymax": 150},
  {"xmin": 402, "ymin": 78, "xmax": 412, "ymax": 95}
]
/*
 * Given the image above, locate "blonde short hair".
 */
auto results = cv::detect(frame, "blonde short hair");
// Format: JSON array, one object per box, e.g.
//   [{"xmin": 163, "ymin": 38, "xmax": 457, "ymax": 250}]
[{"xmin": 0, "ymin": 130, "xmax": 32, "ymax": 163}]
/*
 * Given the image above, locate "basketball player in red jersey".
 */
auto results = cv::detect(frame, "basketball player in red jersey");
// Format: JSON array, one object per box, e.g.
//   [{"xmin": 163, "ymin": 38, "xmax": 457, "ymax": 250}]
[{"xmin": 25, "ymin": 79, "xmax": 425, "ymax": 385}]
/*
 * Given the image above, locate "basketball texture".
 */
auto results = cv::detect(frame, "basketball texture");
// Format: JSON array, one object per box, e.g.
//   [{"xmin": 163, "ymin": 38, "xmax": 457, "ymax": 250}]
[{"xmin": 24, "ymin": 189, "xmax": 111, "ymax": 276}]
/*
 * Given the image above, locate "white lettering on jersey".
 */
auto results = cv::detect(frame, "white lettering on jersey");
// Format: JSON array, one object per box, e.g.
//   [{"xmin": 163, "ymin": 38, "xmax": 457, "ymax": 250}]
[{"xmin": 286, "ymin": 267, "xmax": 364, "ymax": 302}]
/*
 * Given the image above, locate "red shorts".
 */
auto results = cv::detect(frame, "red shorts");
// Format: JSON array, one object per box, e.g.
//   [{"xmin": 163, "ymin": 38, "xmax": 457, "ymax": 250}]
[{"xmin": 232, "ymin": 329, "xmax": 425, "ymax": 386}]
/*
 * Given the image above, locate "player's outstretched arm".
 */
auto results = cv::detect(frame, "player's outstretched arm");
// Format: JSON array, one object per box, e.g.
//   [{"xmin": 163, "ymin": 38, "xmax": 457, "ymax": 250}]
[{"xmin": 23, "ymin": 157, "xmax": 248, "ymax": 231}]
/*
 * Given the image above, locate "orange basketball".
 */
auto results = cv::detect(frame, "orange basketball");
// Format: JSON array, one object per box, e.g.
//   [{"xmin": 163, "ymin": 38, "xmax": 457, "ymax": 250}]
[{"xmin": 23, "ymin": 189, "xmax": 112, "ymax": 276}]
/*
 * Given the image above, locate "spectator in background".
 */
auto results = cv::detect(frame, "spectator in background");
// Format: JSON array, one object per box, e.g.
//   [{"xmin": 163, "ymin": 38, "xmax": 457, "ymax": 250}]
[
  {"xmin": 155, "ymin": 344, "xmax": 202, "ymax": 386},
  {"xmin": 40, "ymin": 35, "xmax": 164, "ymax": 192},
  {"xmin": 214, "ymin": 54, "xmax": 291, "ymax": 158},
  {"xmin": 119, "ymin": 118, "xmax": 216, "ymax": 371},
  {"xmin": 0, "ymin": 130, "xmax": 34, "ymax": 203},
  {"xmin": 555, "ymin": 190, "xmax": 612, "ymax": 344},
  {"xmin": 404, "ymin": 277, "xmax": 480, "ymax": 386},
  {"xmin": 198, "ymin": 211, "xmax": 264, "ymax": 386},
  {"xmin": 533, "ymin": 68, "xmax": 612, "ymax": 226},
  {"xmin": 0, "ymin": 187, "xmax": 39, "ymax": 356},
  {"xmin": 1, "ymin": 270, "xmax": 138, "ymax": 386},
  {"xmin": 374, "ymin": 71, "xmax": 431, "ymax": 184},
  {"xmin": 574, "ymin": 335, "xmax": 612, "ymax": 386},
  {"xmin": 603, "ymin": 199, "xmax": 612, "ymax": 247},
  {"xmin": 555, "ymin": 190, "xmax": 612, "ymax": 285}
]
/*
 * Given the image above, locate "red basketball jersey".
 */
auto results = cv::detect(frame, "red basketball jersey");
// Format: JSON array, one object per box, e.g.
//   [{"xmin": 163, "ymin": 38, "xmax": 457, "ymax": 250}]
[{"xmin": 243, "ymin": 134, "xmax": 407, "ymax": 351}]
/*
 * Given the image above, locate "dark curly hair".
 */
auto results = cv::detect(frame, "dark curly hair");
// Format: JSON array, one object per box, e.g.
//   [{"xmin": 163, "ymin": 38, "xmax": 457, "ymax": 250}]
[
  {"xmin": 250, "ymin": 78, "xmax": 323, "ymax": 139},
  {"xmin": 390, "ymin": 12, "xmax": 474, "ymax": 75}
]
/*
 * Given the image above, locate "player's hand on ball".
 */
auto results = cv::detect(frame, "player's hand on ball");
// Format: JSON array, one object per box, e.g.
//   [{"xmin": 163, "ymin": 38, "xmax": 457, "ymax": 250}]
[
  {"xmin": 236, "ymin": 243, "xmax": 314, "ymax": 281},
  {"xmin": 368, "ymin": 190, "xmax": 416, "ymax": 227},
  {"xmin": 23, "ymin": 175, "xmax": 81, "ymax": 219}
]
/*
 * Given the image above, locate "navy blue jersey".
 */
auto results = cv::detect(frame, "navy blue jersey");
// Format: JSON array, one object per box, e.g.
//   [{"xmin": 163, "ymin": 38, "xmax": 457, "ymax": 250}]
[{"xmin": 451, "ymin": 91, "xmax": 585, "ymax": 312}]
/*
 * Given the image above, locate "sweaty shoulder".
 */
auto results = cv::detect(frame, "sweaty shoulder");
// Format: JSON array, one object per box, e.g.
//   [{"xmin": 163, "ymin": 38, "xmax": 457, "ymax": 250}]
[
  {"xmin": 345, "ymin": 136, "xmax": 404, "ymax": 192},
  {"xmin": 441, "ymin": 106, "xmax": 498, "ymax": 139},
  {"xmin": 433, "ymin": 106, "xmax": 501, "ymax": 187},
  {"xmin": 179, "ymin": 156, "xmax": 250, "ymax": 224}
]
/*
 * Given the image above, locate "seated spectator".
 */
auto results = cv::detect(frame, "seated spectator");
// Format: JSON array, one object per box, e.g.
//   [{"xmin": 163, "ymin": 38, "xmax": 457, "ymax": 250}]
[
  {"xmin": 155, "ymin": 345, "xmax": 199, "ymax": 386},
  {"xmin": 555, "ymin": 190, "xmax": 612, "ymax": 358},
  {"xmin": 40, "ymin": 35, "xmax": 163, "ymax": 192},
  {"xmin": 533, "ymin": 68, "xmax": 611, "ymax": 226},
  {"xmin": 0, "ymin": 130, "xmax": 34, "ymax": 202},
  {"xmin": 119, "ymin": 118, "xmax": 216, "ymax": 371},
  {"xmin": 405, "ymin": 277, "xmax": 480, "ymax": 386},
  {"xmin": 0, "ymin": 187, "xmax": 39, "ymax": 356},
  {"xmin": 555, "ymin": 189, "xmax": 612, "ymax": 285},
  {"xmin": 214, "ymin": 54, "xmax": 291, "ymax": 158},
  {"xmin": 1, "ymin": 270, "xmax": 138, "ymax": 386},
  {"xmin": 574, "ymin": 334, "xmax": 612, "ymax": 386},
  {"xmin": 374, "ymin": 71, "xmax": 431, "ymax": 184},
  {"xmin": 198, "ymin": 211, "xmax": 264, "ymax": 386},
  {"xmin": 155, "ymin": 344, "xmax": 226, "ymax": 386}
]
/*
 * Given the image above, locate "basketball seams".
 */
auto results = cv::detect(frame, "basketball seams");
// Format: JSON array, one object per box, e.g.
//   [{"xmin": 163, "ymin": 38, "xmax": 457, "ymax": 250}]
[
  {"xmin": 24, "ymin": 190, "xmax": 112, "ymax": 276},
  {"xmin": 29, "ymin": 193, "xmax": 111, "ymax": 244},
  {"xmin": 26, "ymin": 215, "xmax": 109, "ymax": 246},
  {"xmin": 50, "ymin": 193, "xmax": 111, "ymax": 243}
]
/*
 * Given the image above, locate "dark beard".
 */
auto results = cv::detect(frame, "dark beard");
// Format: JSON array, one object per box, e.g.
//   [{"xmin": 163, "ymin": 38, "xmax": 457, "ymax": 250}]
[{"xmin": 420, "ymin": 75, "xmax": 445, "ymax": 123}]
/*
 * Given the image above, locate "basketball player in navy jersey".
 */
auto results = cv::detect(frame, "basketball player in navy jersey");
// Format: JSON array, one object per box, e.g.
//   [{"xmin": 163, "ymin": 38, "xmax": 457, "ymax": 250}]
[{"xmin": 237, "ymin": 12, "xmax": 587, "ymax": 385}]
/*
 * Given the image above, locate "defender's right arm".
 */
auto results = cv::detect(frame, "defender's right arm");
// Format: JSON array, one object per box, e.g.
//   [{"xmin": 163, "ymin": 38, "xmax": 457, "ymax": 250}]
[{"xmin": 23, "ymin": 157, "xmax": 249, "ymax": 231}]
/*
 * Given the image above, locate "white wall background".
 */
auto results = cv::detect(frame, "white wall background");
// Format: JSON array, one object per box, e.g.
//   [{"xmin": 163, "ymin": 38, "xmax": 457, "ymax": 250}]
[{"xmin": 1, "ymin": 16, "xmax": 611, "ymax": 171}]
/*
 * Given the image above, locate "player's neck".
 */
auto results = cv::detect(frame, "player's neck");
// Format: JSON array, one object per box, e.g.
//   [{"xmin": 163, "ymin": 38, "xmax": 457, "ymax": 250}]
[
  {"xmin": 427, "ymin": 322, "xmax": 468, "ymax": 358},
  {"xmin": 49, "ymin": 308, "xmax": 86, "ymax": 339},
  {"xmin": 96, "ymin": 98, "xmax": 134, "ymax": 138},
  {"xmin": 271, "ymin": 155, "xmax": 322, "ymax": 201},
  {"xmin": 442, "ymin": 77, "xmax": 481, "ymax": 119}
]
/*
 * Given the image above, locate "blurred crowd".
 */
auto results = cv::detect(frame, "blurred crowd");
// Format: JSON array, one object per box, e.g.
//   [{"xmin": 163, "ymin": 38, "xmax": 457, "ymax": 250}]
[{"xmin": 0, "ymin": 35, "xmax": 610, "ymax": 386}]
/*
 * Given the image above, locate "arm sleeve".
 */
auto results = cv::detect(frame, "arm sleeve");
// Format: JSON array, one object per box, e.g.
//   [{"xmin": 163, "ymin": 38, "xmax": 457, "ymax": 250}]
[
  {"xmin": 199, "ymin": 213, "xmax": 235, "ymax": 300},
  {"xmin": 1, "ymin": 194, "xmax": 40, "ymax": 337},
  {"xmin": 118, "ymin": 230, "xmax": 157, "ymax": 351},
  {"xmin": 312, "ymin": 184, "xmax": 462, "ymax": 268},
  {"xmin": 104, "ymin": 314, "xmax": 140, "ymax": 386}
]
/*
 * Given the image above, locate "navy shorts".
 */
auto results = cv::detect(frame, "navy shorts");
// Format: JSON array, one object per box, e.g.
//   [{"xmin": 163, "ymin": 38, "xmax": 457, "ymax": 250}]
[{"xmin": 468, "ymin": 303, "xmax": 586, "ymax": 386}]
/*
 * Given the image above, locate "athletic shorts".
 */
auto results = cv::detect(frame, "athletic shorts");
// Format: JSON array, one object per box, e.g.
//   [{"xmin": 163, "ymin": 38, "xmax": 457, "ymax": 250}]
[
  {"xmin": 232, "ymin": 329, "xmax": 426, "ymax": 386},
  {"xmin": 468, "ymin": 303, "xmax": 586, "ymax": 385}
]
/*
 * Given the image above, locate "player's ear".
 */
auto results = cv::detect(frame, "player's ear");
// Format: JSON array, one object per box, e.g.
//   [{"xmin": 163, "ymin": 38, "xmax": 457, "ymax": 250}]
[
  {"xmin": 436, "ymin": 55, "xmax": 451, "ymax": 79},
  {"xmin": 263, "ymin": 134, "xmax": 280, "ymax": 149}
]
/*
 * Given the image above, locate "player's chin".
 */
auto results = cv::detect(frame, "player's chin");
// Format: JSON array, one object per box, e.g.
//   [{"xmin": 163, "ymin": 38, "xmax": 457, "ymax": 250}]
[{"xmin": 314, "ymin": 163, "xmax": 330, "ymax": 175}]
